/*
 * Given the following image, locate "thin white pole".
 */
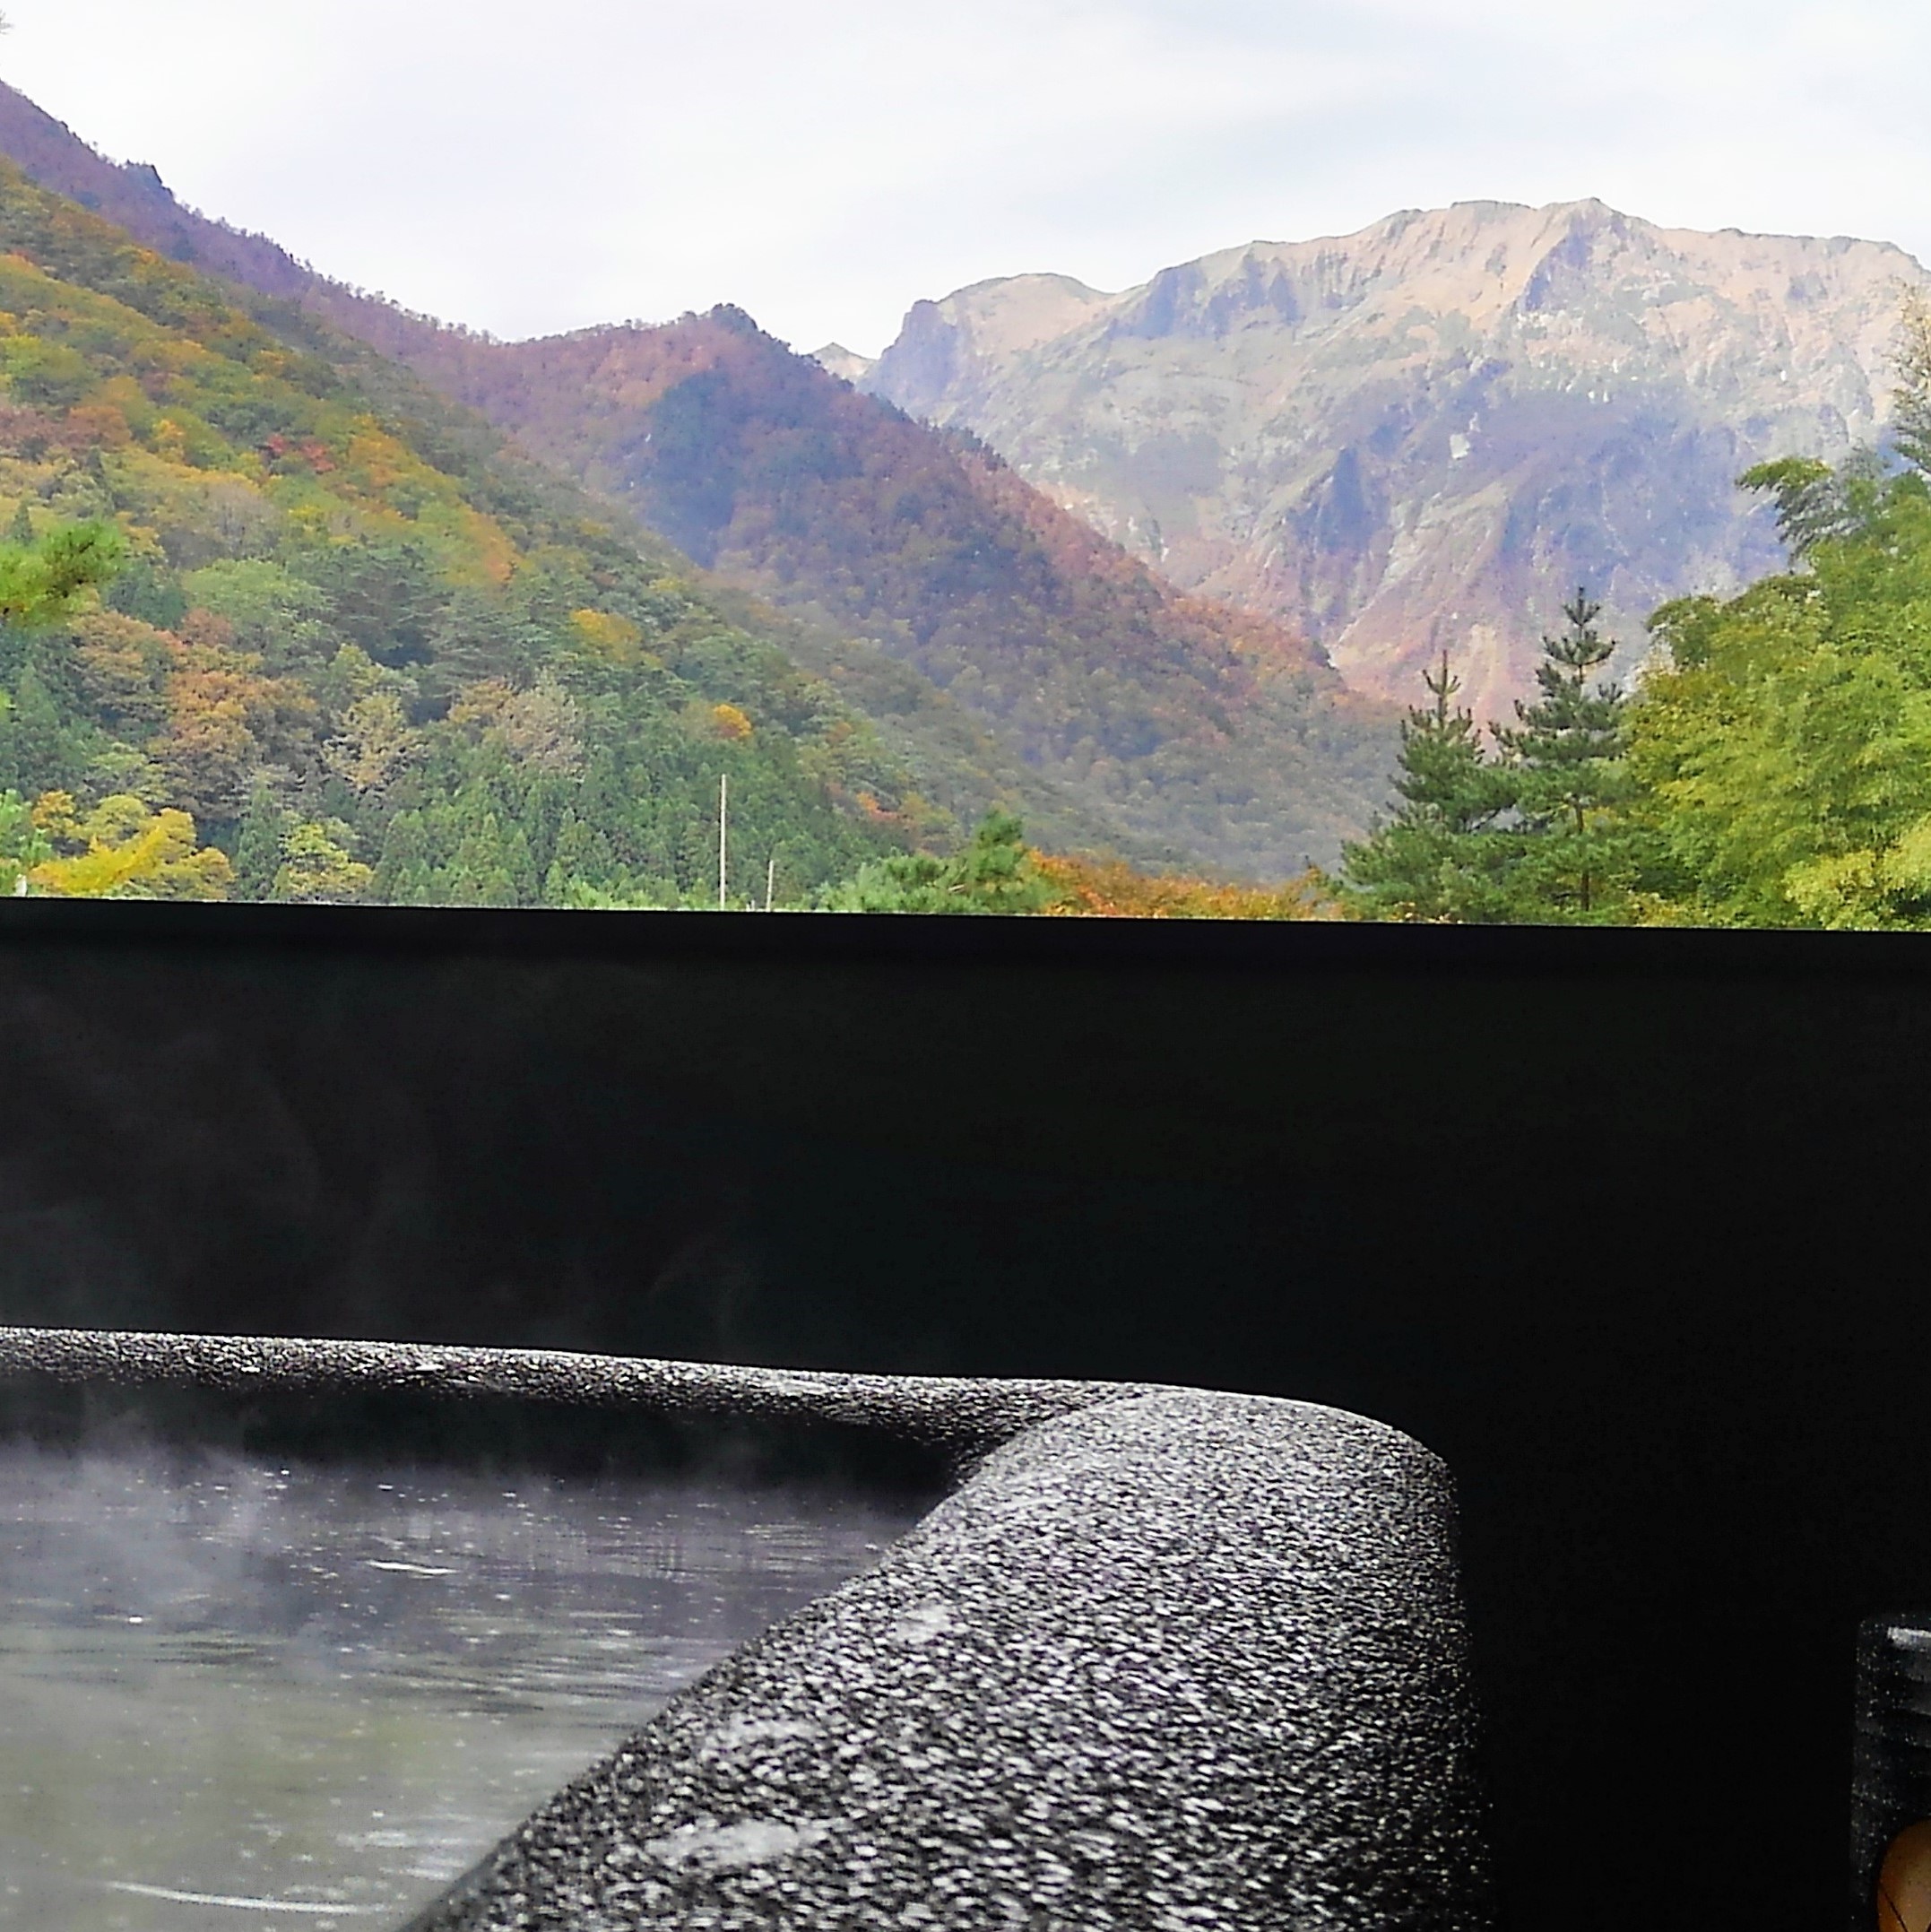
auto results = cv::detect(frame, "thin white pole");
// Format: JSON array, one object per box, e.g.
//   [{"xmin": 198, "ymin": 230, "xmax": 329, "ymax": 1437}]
[
  {"xmin": 718, "ymin": 774, "xmax": 728, "ymax": 909},
  {"xmin": 766, "ymin": 855, "xmax": 776, "ymax": 913}
]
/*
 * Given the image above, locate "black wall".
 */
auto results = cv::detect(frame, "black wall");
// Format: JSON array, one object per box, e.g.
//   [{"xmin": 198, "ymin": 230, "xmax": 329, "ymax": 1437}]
[{"xmin": 2, "ymin": 898, "xmax": 1926, "ymax": 1932}]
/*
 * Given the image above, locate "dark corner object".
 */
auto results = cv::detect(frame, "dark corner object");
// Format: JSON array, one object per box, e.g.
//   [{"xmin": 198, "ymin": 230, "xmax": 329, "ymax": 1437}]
[{"xmin": 5, "ymin": 898, "xmax": 1931, "ymax": 1932}]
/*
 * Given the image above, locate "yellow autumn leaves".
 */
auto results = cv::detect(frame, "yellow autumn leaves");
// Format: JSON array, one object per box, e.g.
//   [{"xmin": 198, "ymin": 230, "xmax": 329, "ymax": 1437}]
[
  {"xmin": 3, "ymin": 790, "xmax": 380, "ymax": 903},
  {"xmin": 13, "ymin": 791, "xmax": 232, "ymax": 898}
]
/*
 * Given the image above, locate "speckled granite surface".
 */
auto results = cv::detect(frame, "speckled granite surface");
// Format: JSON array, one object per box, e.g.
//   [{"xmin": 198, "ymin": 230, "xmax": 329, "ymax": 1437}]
[
  {"xmin": 403, "ymin": 1390, "xmax": 1494, "ymax": 1931},
  {"xmin": 0, "ymin": 1325, "xmax": 1138, "ymax": 1451},
  {"xmin": 0, "ymin": 1331, "xmax": 1494, "ymax": 1928}
]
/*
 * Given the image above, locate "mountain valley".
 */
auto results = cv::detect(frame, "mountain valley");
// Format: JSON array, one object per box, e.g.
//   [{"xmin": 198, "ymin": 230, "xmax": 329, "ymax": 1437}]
[{"xmin": 0, "ymin": 81, "xmax": 1394, "ymax": 876}]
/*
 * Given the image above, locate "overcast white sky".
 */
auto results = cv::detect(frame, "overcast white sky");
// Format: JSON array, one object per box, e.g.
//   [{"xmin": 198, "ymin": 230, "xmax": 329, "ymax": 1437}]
[{"xmin": 3, "ymin": 1, "xmax": 1926, "ymax": 356}]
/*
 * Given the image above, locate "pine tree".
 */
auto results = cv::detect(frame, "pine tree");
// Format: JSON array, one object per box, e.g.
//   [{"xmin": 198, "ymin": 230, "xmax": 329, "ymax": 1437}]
[
  {"xmin": 234, "ymin": 784, "xmax": 286, "ymax": 903},
  {"xmin": 1895, "ymin": 286, "xmax": 1931, "ymax": 479},
  {"xmin": 374, "ymin": 810, "xmax": 436, "ymax": 905},
  {"xmin": 1339, "ymin": 652, "xmax": 1516, "ymax": 920},
  {"xmin": 821, "ymin": 810, "xmax": 1052, "ymax": 914},
  {"xmin": 1491, "ymin": 589, "xmax": 1640, "ymax": 921},
  {"xmin": 7, "ymin": 499, "xmax": 32, "ymax": 549}
]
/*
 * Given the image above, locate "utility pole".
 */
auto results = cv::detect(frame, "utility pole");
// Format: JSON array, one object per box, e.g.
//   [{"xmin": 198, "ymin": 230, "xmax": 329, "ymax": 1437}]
[
  {"xmin": 718, "ymin": 774, "xmax": 728, "ymax": 909},
  {"xmin": 766, "ymin": 854, "xmax": 776, "ymax": 913}
]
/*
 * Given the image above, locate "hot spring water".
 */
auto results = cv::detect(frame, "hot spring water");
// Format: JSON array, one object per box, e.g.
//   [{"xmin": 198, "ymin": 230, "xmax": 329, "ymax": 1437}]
[{"xmin": 0, "ymin": 1441, "xmax": 925, "ymax": 1929}]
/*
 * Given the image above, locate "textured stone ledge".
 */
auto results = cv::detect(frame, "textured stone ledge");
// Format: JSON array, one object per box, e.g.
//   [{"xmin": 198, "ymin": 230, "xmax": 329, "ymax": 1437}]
[
  {"xmin": 0, "ymin": 1330, "xmax": 1494, "ymax": 1928},
  {"xmin": 403, "ymin": 1388, "xmax": 1493, "ymax": 1931},
  {"xmin": 0, "ymin": 1325, "xmax": 1139, "ymax": 1453}
]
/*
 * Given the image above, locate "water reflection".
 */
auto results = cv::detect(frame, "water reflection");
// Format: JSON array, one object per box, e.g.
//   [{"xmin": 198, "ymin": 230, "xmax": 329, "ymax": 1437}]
[{"xmin": 0, "ymin": 1441, "xmax": 925, "ymax": 1929}]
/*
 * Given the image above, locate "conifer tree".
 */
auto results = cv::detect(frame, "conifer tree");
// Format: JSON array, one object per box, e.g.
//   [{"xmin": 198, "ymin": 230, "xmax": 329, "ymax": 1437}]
[
  {"xmin": 1339, "ymin": 652, "xmax": 1515, "ymax": 920},
  {"xmin": 0, "ymin": 519, "xmax": 119, "ymax": 628},
  {"xmin": 1894, "ymin": 287, "xmax": 1931, "ymax": 479},
  {"xmin": 234, "ymin": 784, "xmax": 286, "ymax": 903},
  {"xmin": 1491, "ymin": 589, "xmax": 1640, "ymax": 920},
  {"xmin": 375, "ymin": 811, "xmax": 437, "ymax": 905},
  {"xmin": 821, "ymin": 810, "xmax": 1052, "ymax": 914},
  {"xmin": 0, "ymin": 661, "xmax": 78, "ymax": 800}
]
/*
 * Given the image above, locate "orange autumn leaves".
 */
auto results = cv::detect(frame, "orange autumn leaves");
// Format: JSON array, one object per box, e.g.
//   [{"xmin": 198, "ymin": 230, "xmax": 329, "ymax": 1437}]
[
  {"xmin": 72, "ymin": 607, "xmax": 310, "ymax": 819},
  {"xmin": 1034, "ymin": 851, "xmax": 1334, "ymax": 921},
  {"xmin": 14, "ymin": 604, "xmax": 289, "ymax": 899}
]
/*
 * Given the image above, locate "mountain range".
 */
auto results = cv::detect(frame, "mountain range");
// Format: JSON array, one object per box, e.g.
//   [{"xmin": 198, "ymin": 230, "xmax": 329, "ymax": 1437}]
[
  {"xmin": 851, "ymin": 200, "xmax": 1927, "ymax": 720},
  {"xmin": 0, "ymin": 75, "xmax": 1924, "ymax": 875},
  {"xmin": 0, "ymin": 80, "xmax": 1391, "ymax": 876}
]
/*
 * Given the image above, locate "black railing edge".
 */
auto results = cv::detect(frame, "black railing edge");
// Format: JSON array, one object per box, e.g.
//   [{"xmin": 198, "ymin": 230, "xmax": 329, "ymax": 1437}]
[{"xmin": 4, "ymin": 893, "xmax": 1931, "ymax": 982}]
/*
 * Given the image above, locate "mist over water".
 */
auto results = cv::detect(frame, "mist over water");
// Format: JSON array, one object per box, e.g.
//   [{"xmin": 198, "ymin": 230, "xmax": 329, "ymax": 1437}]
[{"xmin": 0, "ymin": 1440, "xmax": 925, "ymax": 1929}]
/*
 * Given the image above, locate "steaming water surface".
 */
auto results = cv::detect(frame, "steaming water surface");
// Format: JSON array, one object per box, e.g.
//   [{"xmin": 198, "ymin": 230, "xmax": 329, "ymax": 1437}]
[{"xmin": 0, "ymin": 1442, "xmax": 926, "ymax": 1930}]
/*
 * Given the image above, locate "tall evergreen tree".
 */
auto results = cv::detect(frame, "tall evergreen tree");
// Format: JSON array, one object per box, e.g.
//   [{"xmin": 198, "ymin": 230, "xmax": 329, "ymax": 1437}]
[
  {"xmin": 1339, "ymin": 652, "xmax": 1515, "ymax": 920},
  {"xmin": 1492, "ymin": 589, "xmax": 1641, "ymax": 921},
  {"xmin": 0, "ymin": 660, "xmax": 81, "ymax": 801},
  {"xmin": 233, "ymin": 785, "xmax": 286, "ymax": 904},
  {"xmin": 375, "ymin": 810, "xmax": 437, "ymax": 905},
  {"xmin": 1894, "ymin": 287, "xmax": 1931, "ymax": 479}
]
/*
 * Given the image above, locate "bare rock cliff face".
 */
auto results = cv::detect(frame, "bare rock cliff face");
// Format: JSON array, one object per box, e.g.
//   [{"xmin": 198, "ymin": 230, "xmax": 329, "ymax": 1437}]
[{"xmin": 862, "ymin": 201, "xmax": 1927, "ymax": 719}]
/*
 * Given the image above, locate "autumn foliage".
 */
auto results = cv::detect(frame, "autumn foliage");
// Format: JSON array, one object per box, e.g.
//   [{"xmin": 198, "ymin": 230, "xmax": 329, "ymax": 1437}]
[
  {"xmin": 409, "ymin": 307, "xmax": 1396, "ymax": 878},
  {"xmin": 27, "ymin": 788, "xmax": 232, "ymax": 898},
  {"xmin": 1034, "ymin": 852, "xmax": 1336, "ymax": 921},
  {"xmin": 0, "ymin": 158, "xmax": 1381, "ymax": 914},
  {"xmin": 0, "ymin": 161, "xmax": 920, "ymax": 907}
]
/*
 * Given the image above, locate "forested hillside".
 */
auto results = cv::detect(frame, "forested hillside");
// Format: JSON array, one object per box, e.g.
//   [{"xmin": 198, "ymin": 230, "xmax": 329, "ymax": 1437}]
[
  {"xmin": 0, "ymin": 77, "xmax": 1394, "ymax": 876},
  {"xmin": 0, "ymin": 79, "xmax": 475, "ymax": 374},
  {"xmin": 0, "ymin": 161, "xmax": 922, "ymax": 907},
  {"xmin": 394, "ymin": 308, "xmax": 1395, "ymax": 877},
  {"xmin": 10, "ymin": 74, "xmax": 1930, "ymax": 926}
]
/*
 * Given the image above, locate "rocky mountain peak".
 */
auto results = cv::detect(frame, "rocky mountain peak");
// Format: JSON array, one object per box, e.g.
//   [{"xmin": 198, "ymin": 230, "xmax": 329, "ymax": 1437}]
[
  {"xmin": 810, "ymin": 342, "xmax": 878, "ymax": 386},
  {"xmin": 862, "ymin": 200, "xmax": 1927, "ymax": 718}
]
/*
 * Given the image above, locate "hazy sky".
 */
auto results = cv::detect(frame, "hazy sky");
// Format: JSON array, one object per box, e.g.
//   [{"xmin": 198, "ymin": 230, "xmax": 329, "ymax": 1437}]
[{"xmin": 3, "ymin": 1, "xmax": 1926, "ymax": 356}]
